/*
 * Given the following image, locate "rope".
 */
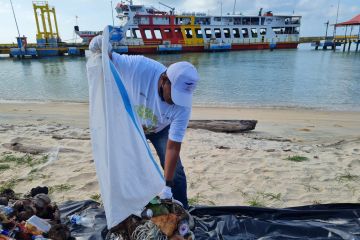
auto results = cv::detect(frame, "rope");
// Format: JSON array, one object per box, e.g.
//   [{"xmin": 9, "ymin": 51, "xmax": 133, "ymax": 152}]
[{"xmin": 131, "ymin": 220, "xmax": 168, "ymax": 240}]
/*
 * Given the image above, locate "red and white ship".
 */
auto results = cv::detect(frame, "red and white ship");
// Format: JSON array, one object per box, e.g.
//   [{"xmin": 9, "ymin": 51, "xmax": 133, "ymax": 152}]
[{"xmin": 75, "ymin": 1, "xmax": 301, "ymax": 53}]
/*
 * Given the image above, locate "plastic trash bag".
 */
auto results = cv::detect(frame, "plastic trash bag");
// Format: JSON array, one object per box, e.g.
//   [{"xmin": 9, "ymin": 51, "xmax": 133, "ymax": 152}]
[
  {"xmin": 86, "ymin": 25, "xmax": 164, "ymax": 229},
  {"xmin": 61, "ymin": 201, "xmax": 360, "ymax": 240}
]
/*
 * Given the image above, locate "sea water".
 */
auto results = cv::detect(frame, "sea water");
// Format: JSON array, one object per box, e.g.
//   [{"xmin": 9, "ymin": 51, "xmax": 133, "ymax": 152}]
[{"xmin": 0, "ymin": 45, "xmax": 359, "ymax": 111}]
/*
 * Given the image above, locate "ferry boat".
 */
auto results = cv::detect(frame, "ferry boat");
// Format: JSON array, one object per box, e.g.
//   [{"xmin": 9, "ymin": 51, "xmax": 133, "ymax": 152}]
[
  {"xmin": 74, "ymin": 26, "xmax": 102, "ymax": 44},
  {"xmin": 75, "ymin": 1, "xmax": 301, "ymax": 53}
]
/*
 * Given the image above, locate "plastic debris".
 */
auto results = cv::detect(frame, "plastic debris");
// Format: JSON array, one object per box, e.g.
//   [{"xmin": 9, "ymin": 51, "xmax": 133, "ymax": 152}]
[
  {"xmin": 69, "ymin": 215, "xmax": 95, "ymax": 228},
  {"xmin": 0, "ymin": 187, "xmax": 71, "ymax": 240}
]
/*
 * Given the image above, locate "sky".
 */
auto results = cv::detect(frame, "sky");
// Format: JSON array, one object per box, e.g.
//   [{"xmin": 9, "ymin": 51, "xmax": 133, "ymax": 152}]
[{"xmin": 0, "ymin": 0, "xmax": 359, "ymax": 43}]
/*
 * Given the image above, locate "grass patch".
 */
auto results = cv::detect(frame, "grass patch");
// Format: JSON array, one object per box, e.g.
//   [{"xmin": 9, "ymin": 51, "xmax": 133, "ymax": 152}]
[
  {"xmin": 336, "ymin": 170, "xmax": 359, "ymax": 183},
  {"xmin": 26, "ymin": 173, "xmax": 49, "ymax": 182},
  {"xmin": 0, "ymin": 154, "xmax": 48, "ymax": 167},
  {"xmin": 301, "ymin": 182, "xmax": 320, "ymax": 192},
  {"xmin": 0, "ymin": 178, "xmax": 19, "ymax": 192},
  {"xmin": 285, "ymin": 155, "xmax": 309, "ymax": 162},
  {"xmin": 29, "ymin": 168, "xmax": 38, "ymax": 174},
  {"xmin": 247, "ymin": 196, "xmax": 265, "ymax": 207},
  {"xmin": 0, "ymin": 164, "xmax": 10, "ymax": 171},
  {"xmin": 240, "ymin": 190, "xmax": 282, "ymax": 207},
  {"xmin": 49, "ymin": 184, "xmax": 74, "ymax": 194},
  {"xmin": 260, "ymin": 192, "xmax": 282, "ymax": 201},
  {"xmin": 188, "ymin": 193, "xmax": 205, "ymax": 206},
  {"xmin": 312, "ymin": 200, "xmax": 322, "ymax": 205},
  {"xmin": 90, "ymin": 193, "xmax": 101, "ymax": 202}
]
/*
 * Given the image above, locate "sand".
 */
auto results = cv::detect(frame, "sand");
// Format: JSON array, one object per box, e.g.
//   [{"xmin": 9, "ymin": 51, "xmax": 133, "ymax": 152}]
[{"xmin": 0, "ymin": 102, "xmax": 359, "ymax": 207}]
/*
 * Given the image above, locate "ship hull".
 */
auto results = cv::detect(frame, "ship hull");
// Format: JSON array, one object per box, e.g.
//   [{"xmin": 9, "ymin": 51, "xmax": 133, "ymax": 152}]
[{"xmin": 116, "ymin": 42, "xmax": 298, "ymax": 54}]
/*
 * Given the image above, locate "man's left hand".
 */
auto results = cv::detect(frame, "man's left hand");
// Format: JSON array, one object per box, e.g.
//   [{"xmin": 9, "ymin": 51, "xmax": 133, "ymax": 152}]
[{"xmin": 159, "ymin": 186, "xmax": 173, "ymax": 200}]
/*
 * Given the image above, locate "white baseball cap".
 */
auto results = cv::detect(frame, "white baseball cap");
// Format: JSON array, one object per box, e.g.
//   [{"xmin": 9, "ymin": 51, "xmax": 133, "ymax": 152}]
[{"xmin": 166, "ymin": 62, "xmax": 199, "ymax": 108}]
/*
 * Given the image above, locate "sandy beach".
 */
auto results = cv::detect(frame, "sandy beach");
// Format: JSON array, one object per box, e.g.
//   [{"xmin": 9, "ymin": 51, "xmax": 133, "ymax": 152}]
[{"xmin": 0, "ymin": 102, "xmax": 359, "ymax": 207}]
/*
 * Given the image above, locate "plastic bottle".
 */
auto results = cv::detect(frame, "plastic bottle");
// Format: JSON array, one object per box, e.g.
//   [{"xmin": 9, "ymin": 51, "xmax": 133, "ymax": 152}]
[
  {"xmin": 69, "ymin": 215, "xmax": 95, "ymax": 228},
  {"xmin": 0, "ymin": 205, "xmax": 14, "ymax": 216},
  {"xmin": 26, "ymin": 215, "xmax": 51, "ymax": 234},
  {"xmin": 32, "ymin": 236, "xmax": 49, "ymax": 240},
  {"xmin": 141, "ymin": 209, "xmax": 153, "ymax": 219},
  {"xmin": 178, "ymin": 220, "xmax": 190, "ymax": 236},
  {"xmin": 0, "ymin": 229, "xmax": 16, "ymax": 238}
]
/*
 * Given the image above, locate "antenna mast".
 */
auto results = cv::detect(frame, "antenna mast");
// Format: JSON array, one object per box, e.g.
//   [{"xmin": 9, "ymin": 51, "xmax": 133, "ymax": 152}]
[
  {"xmin": 110, "ymin": 0, "xmax": 115, "ymax": 26},
  {"xmin": 9, "ymin": 0, "xmax": 21, "ymax": 37},
  {"xmin": 233, "ymin": 0, "xmax": 237, "ymax": 15},
  {"xmin": 159, "ymin": 2, "xmax": 175, "ymax": 15}
]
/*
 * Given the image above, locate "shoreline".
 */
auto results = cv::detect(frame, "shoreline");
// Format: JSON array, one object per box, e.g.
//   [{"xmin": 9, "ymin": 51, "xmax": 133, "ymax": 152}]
[
  {"xmin": 1, "ymin": 99, "xmax": 359, "ymax": 113},
  {"xmin": 1, "ymin": 101, "xmax": 359, "ymax": 142}
]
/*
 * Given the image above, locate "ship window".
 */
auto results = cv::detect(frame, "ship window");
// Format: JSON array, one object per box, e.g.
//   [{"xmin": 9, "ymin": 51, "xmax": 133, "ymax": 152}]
[
  {"xmin": 251, "ymin": 28, "xmax": 258, "ymax": 38},
  {"xmin": 233, "ymin": 28, "xmax": 240, "ymax": 38},
  {"xmin": 164, "ymin": 29, "xmax": 171, "ymax": 33},
  {"xmin": 285, "ymin": 18, "xmax": 291, "ymax": 25},
  {"xmin": 214, "ymin": 28, "xmax": 221, "ymax": 38},
  {"xmin": 174, "ymin": 28, "xmax": 182, "ymax": 37},
  {"xmin": 285, "ymin": 27, "xmax": 293, "ymax": 34},
  {"xmin": 242, "ymin": 28, "xmax": 249, "ymax": 38},
  {"xmin": 294, "ymin": 27, "xmax": 300, "ymax": 34},
  {"xmin": 250, "ymin": 17, "xmax": 260, "ymax": 25},
  {"xmin": 134, "ymin": 16, "xmax": 140, "ymax": 24},
  {"xmin": 126, "ymin": 29, "xmax": 132, "ymax": 38},
  {"xmin": 144, "ymin": 29, "xmax": 153, "ymax": 39},
  {"xmin": 291, "ymin": 17, "xmax": 301, "ymax": 24},
  {"xmin": 132, "ymin": 29, "xmax": 142, "ymax": 39},
  {"xmin": 223, "ymin": 28, "xmax": 230, "ymax": 38},
  {"xmin": 261, "ymin": 17, "xmax": 265, "ymax": 25},
  {"xmin": 272, "ymin": 27, "xmax": 285, "ymax": 34},
  {"xmin": 234, "ymin": 17, "xmax": 241, "ymax": 25},
  {"xmin": 185, "ymin": 28, "xmax": 193, "ymax": 38},
  {"xmin": 214, "ymin": 17, "xmax": 221, "ymax": 22},
  {"xmin": 260, "ymin": 28, "xmax": 267, "ymax": 35},
  {"xmin": 205, "ymin": 28, "xmax": 212, "ymax": 38},
  {"xmin": 154, "ymin": 29, "xmax": 162, "ymax": 39},
  {"xmin": 195, "ymin": 28, "xmax": 203, "ymax": 38},
  {"xmin": 242, "ymin": 17, "xmax": 250, "ymax": 25}
]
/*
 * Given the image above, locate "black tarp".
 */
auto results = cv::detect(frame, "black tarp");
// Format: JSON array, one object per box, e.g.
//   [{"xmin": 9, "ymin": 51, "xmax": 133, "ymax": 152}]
[{"xmin": 59, "ymin": 201, "xmax": 360, "ymax": 239}]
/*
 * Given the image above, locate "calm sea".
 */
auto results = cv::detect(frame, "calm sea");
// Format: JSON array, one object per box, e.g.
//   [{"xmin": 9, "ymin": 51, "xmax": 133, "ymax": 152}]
[{"xmin": 1, "ymin": 45, "xmax": 359, "ymax": 111}]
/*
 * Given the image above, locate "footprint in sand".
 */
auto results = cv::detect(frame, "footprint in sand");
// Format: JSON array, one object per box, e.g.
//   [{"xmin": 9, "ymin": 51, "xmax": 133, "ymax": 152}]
[{"xmin": 67, "ymin": 172, "xmax": 96, "ymax": 182}]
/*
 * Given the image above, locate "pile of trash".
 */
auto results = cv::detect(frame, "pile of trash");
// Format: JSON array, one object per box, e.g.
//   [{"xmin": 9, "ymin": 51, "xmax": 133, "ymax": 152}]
[
  {"xmin": 0, "ymin": 187, "xmax": 72, "ymax": 240},
  {"xmin": 3, "ymin": 187, "xmax": 360, "ymax": 239},
  {"xmin": 106, "ymin": 198, "xmax": 194, "ymax": 240},
  {"xmin": 1, "ymin": 187, "xmax": 193, "ymax": 240}
]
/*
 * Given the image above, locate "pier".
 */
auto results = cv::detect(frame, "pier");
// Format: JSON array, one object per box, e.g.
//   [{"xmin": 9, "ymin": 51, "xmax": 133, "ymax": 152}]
[
  {"xmin": 2, "ymin": 1, "xmax": 87, "ymax": 58},
  {"xmin": 0, "ymin": 42, "xmax": 88, "ymax": 57}
]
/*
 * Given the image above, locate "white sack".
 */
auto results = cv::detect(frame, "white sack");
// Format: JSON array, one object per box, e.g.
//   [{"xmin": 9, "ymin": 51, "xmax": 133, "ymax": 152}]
[{"xmin": 86, "ymin": 26, "xmax": 164, "ymax": 229}]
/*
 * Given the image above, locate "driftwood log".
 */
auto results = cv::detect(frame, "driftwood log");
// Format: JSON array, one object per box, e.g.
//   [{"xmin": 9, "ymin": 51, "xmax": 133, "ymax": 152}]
[{"xmin": 188, "ymin": 120, "xmax": 257, "ymax": 133}]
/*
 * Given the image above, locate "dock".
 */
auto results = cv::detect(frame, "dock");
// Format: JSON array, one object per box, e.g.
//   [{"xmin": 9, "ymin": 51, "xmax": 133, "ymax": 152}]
[
  {"xmin": 2, "ymin": 1, "xmax": 88, "ymax": 58},
  {"xmin": 0, "ymin": 43, "xmax": 88, "ymax": 57}
]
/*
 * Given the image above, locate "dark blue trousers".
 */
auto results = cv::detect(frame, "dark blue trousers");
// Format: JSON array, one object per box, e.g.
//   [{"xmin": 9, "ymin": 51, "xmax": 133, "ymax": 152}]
[{"xmin": 146, "ymin": 125, "xmax": 188, "ymax": 209}]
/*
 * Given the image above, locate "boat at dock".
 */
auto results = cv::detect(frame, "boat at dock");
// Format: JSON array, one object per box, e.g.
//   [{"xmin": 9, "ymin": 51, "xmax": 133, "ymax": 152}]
[{"xmin": 75, "ymin": 1, "xmax": 302, "ymax": 53}]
